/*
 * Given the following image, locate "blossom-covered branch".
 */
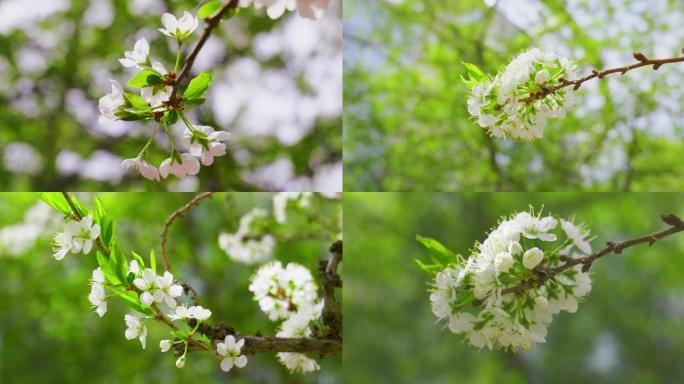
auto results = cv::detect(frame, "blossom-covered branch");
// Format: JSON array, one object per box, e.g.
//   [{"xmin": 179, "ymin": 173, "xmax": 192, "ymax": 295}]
[
  {"xmin": 501, "ymin": 213, "xmax": 684, "ymax": 297},
  {"xmin": 169, "ymin": 0, "xmax": 239, "ymax": 100},
  {"xmin": 463, "ymin": 48, "xmax": 684, "ymax": 141},
  {"xmin": 416, "ymin": 208, "xmax": 684, "ymax": 351},
  {"xmin": 44, "ymin": 192, "xmax": 342, "ymax": 374}
]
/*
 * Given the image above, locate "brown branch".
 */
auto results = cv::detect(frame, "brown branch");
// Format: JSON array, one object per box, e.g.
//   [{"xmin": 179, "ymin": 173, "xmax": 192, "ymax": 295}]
[
  {"xmin": 243, "ymin": 336, "xmax": 341, "ymax": 355},
  {"xmin": 160, "ymin": 192, "xmax": 214, "ymax": 271},
  {"xmin": 521, "ymin": 49, "xmax": 684, "ymax": 104},
  {"xmin": 170, "ymin": 0, "xmax": 239, "ymax": 100},
  {"xmin": 319, "ymin": 240, "xmax": 343, "ymax": 340},
  {"xmin": 502, "ymin": 213, "xmax": 684, "ymax": 297}
]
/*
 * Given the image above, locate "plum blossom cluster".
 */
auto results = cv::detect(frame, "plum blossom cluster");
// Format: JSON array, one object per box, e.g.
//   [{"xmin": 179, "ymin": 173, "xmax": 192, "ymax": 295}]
[
  {"xmin": 424, "ymin": 208, "xmax": 593, "ymax": 351},
  {"xmin": 98, "ymin": 10, "xmax": 232, "ymax": 181},
  {"xmin": 240, "ymin": 0, "xmax": 331, "ymax": 19},
  {"xmin": 97, "ymin": 1, "xmax": 332, "ymax": 182},
  {"xmin": 218, "ymin": 208, "xmax": 276, "ymax": 264},
  {"xmin": 250, "ymin": 261, "xmax": 323, "ymax": 373},
  {"xmin": 52, "ymin": 216, "xmax": 100, "ymax": 260},
  {"xmin": 464, "ymin": 48, "xmax": 577, "ymax": 141}
]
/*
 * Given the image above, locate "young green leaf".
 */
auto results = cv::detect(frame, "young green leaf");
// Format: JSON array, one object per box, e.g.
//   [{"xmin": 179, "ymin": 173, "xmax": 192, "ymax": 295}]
[
  {"xmin": 118, "ymin": 291, "xmax": 154, "ymax": 315},
  {"xmin": 131, "ymin": 251, "xmax": 146, "ymax": 271},
  {"xmin": 416, "ymin": 235, "xmax": 458, "ymax": 268},
  {"xmin": 40, "ymin": 193, "xmax": 71, "ymax": 215},
  {"xmin": 163, "ymin": 109, "xmax": 178, "ymax": 125},
  {"xmin": 462, "ymin": 62, "xmax": 485, "ymax": 81},
  {"xmin": 149, "ymin": 249, "xmax": 157, "ymax": 273},
  {"xmin": 128, "ymin": 70, "xmax": 163, "ymax": 88},
  {"xmin": 197, "ymin": 0, "xmax": 223, "ymax": 18},
  {"xmin": 97, "ymin": 251, "xmax": 120, "ymax": 284},
  {"xmin": 184, "ymin": 97, "xmax": 206, "ymax": 106},
  {"xmin": 124, "ymin": 92, "xmax": 150, "ymax": 110},
  {"xmin": 183, "ymin": 72, "xmax": 212, "ymax": 101}
]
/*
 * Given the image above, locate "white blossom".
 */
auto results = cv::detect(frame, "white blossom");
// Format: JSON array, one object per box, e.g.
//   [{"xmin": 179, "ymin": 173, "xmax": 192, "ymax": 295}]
[
  {"xmin": 218, "ymin": 208, "xmax": 275, "ymax": 265},
  {"xmin": 249, "ymin": 261, "xmax": 318, "ymax": 321},
  {"xmin": 52, "ymin": 216, "xmax": 101, "ymax": 260},
  {"xmin": 124, "ymin": 314, "xmax": 147, "ymax": 349},
  {"xmin": 168, "ymin": 305, "xmax": 212, "ymax": 321},
  {"xmin": 119, "ymin": 38, "xmax": 149, "ymax": 68},
  {"xmin": 158, "ymin": 11, "xmax": 199, "ymax": 41},
  {"xmin": 121, "ymin": 157, "xmax": 161, "ymax": 181},
  {"xmin": 159, "ymin": 153, "xmax": 200, "ymax": 179},
  {"xmin": 561, "ymin": 219, "xmax": 593, "ymax": 254},
  {"xmin": 428, "ymin": 208, "xmax": 594, "ymax": 351},
  {"xmin": 175, "ymin": 356, "xmax": 186, "ymax": 368},
  {"xmin": 133, "ymin": 268, "xmax": 182, "ymax": 308},
  {"xmin": 98, "ymin": 80, "xmax": 125, "ymax": 125},
  {"xmin": 465, "ymin": 48, "xmax": 576, "ymax": 141},
  {"xmin": 180, "ymin": 126, "xmax": 231, "ymax": 166},
  {"xmin": 88, "ymin": 267, "xmax": 108, "ymax": 317},
  {"xmin": 275, "ymin": 302, "xmax": 323, "ymax": 373},
  {"xmin": 216, "ymin": 335, "xmax": 248, "ymax": 372}
]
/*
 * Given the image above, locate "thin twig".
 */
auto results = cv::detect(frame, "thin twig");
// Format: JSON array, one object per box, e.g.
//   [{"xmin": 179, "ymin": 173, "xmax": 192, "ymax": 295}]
[
  {"xmin": 170, "ymin": 0, "xmax": 239, "ymax": 100},
  {"xmin": 502, "ymin": 213, "xmax": 684, "ymax": 297},
  {"xmin": 160, "ymin": 192, "xmax": 214, "ymax": 271},
  {"xmin": 521, "ymin": 50, "xmax": 684, "ymax": 103}
]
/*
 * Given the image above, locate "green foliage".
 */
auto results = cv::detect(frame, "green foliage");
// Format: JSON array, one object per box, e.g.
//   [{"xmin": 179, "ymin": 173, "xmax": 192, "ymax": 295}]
[
  {"xmin": 127, "ymin": 70, "xmax": 163, "ymax": 88},
  {"xmin": 183, "ymin": 72, "xmax": 213, "ymax": 102},
  {"xmin": 344, "ymin": 0, "xmax": 684, "ymax": 191},
  {"xmin": 197, "ymin": 1, "xmax": 223, "ymax": 19}
]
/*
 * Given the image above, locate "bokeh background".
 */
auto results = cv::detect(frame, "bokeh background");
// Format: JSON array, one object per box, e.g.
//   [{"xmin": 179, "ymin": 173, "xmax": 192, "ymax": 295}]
[
  {"xmin": 344, "ymin": 0, "xmax": 684, "ymax": 191},
  {"xmin": 0, "ymin": 192, "xmax": 341, "ymax": 383},
  {"xmin": 345, "ymin": 193, "xmax": 684, "ymax": 383},
  {"xmin": 0, "ymin": 0, "xmax": 341, "ymax": 191}
]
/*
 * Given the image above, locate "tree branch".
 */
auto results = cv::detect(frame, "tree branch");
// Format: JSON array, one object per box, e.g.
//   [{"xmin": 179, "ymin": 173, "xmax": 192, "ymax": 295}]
[
  {"xmin": 502, "ymin": 213, "xmax": 684, "ymax": 297},
  {"xmin": 522, "ymin": 49, "xmax": 684, "ymax": 103},
  {"xmin": 160, "ymin": 192, "xmax": 214, "ymax": 271},
  {"xmin": 320, "ymin": 240, "xmax": 343, "ymax": 340},
  {"xmin": 170, "ymin": 0, "xmax": 239, "ymax": 100}
]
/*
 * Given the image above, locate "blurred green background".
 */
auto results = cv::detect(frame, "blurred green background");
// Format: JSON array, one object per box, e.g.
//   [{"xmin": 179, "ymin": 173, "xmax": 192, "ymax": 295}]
[
  {"xmin": 344, "ymin": 0, "xmax": 684, "ymax": 191},
  {"xmin": 0, "ymin": 192, "xmax": 341, "ymax": 383},
  {"xmin": 0, "ymin": 0, "xmax": 341, "ymax": 191},
  {"xmin": 345, "ymin": 193, "xmax": 684, "ymax": 383}
]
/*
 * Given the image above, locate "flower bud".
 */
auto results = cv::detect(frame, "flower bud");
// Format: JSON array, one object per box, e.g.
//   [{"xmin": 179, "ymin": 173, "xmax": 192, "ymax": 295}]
[
  {"xmin": 522, "ymin": 247, "xmax": 544, "ymax": 269},
  {"xmin": 534, "ymin": 69, "xmax": 550, "ymax": 85},
  {"xmin": 534, "ymin": 295, "xmax": 548, "ymax": 309},
  {"xmin": 160, "ymin": 339, "xmax": 172, "ymax": 353},
  {"xmin": 508, "ymin": 241, "xmax": 522, "ymax": 256},
  {"xmin": 494, "ymin": 252, "xmax": 513, "ymax": 273},
  {"xmin": 176, "ymin": 356, "xmax": 186, "ymax": 368}
]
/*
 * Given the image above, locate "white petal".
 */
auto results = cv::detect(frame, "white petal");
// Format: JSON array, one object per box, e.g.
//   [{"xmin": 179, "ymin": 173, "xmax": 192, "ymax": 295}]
[
  {"xmin": 220, "ymin": 358, "xmax": 234, "ymax": 372},
  {"xmin": 234, "ymin": 355, "xmax": 248, "ymax": 368}
]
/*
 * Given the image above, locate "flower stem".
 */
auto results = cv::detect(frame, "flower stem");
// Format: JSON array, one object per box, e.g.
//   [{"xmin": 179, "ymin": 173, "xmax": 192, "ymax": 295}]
[
  {"xmin": 178, "ymin": 111, "xmax": 198, "ymax": 134},
  {"xmin": 162, "ymin": 122, "xmax": 178, "ymax": 153},
  {"xmin": 175, "ymin": 41, "xmax": 183, "ymax": 73},
  {"xmin": 137, "ymin": 123, "xmax": 162, "ymax": 158}
]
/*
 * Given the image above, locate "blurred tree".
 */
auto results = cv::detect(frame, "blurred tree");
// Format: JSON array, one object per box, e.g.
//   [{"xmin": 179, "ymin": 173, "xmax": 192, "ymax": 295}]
[
  {"xmin": 0, "ymin": 192, "xmax": 342, "ymax": 383},
  {"xmin": 343, "ymin": 0, "xmax": 684, "ymax": 191},
  {"xmin": 345, "ymin": 192, "xmax": 684, "ymax": 383},
  {"xmin": 0, "ymin": 0, "xmax": 341, "ymax": 191}
]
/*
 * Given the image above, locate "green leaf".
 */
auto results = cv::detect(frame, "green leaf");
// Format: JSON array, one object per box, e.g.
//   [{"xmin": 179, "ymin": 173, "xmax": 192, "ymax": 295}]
[
  {"xmin": 101, "ymin": 219, "xmax": 115, "ymax": 248},
  {"xmin": 97, "ymin": 251, "xmax": 120, "ymax": 284},
  {"xmin": 111, "ymin": 242, "xmax": 129, "ymax": 283},
  {"xmin": 124, "ymin": 92, "xmax": 150, "ymax": 110},
  {"xmin": 128, "ymin": 70, "xmax": 162, "ymax": 88},
  {"xmin": 118, "ymin": 291, "xmax": 153, "ymax": 315},
  {"xmin": 183, "ymin": 72, "xmax": 212, "ymax": 101},
  {"xmin": 40, "ymin": 193, "xmax": 71, "ymax": 215},
  {"xmin": 149, "ymin": 249, "xmax": 157, "ymax": 273},
  {"xmin": 115, "ymin": 110, "xmax": 151, "ymax": 121},
  {"xmin": 414, "ymin": 259, "xmax": 444, "ymax": 274},
  {"xmin": 462, "ymin": 62, "xmax": 485, "ymax": 81},
  {"xmin": 130, "ymin": 251, "xmax": 146, "ymax": 271},
  {"xmin": 197, "ymin": 0, "xmax": 223, "ymax": 18},
  {"xmin": 416, "ymin": 235, "xmax": 457, "ymax": 264},
  {"xmin": 184, "ymin": 97, "xmax": 205, "ymax": 106},
  {"xmin": 163, "ymin": 109, "xmax": 178, "ymax": 125}
]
